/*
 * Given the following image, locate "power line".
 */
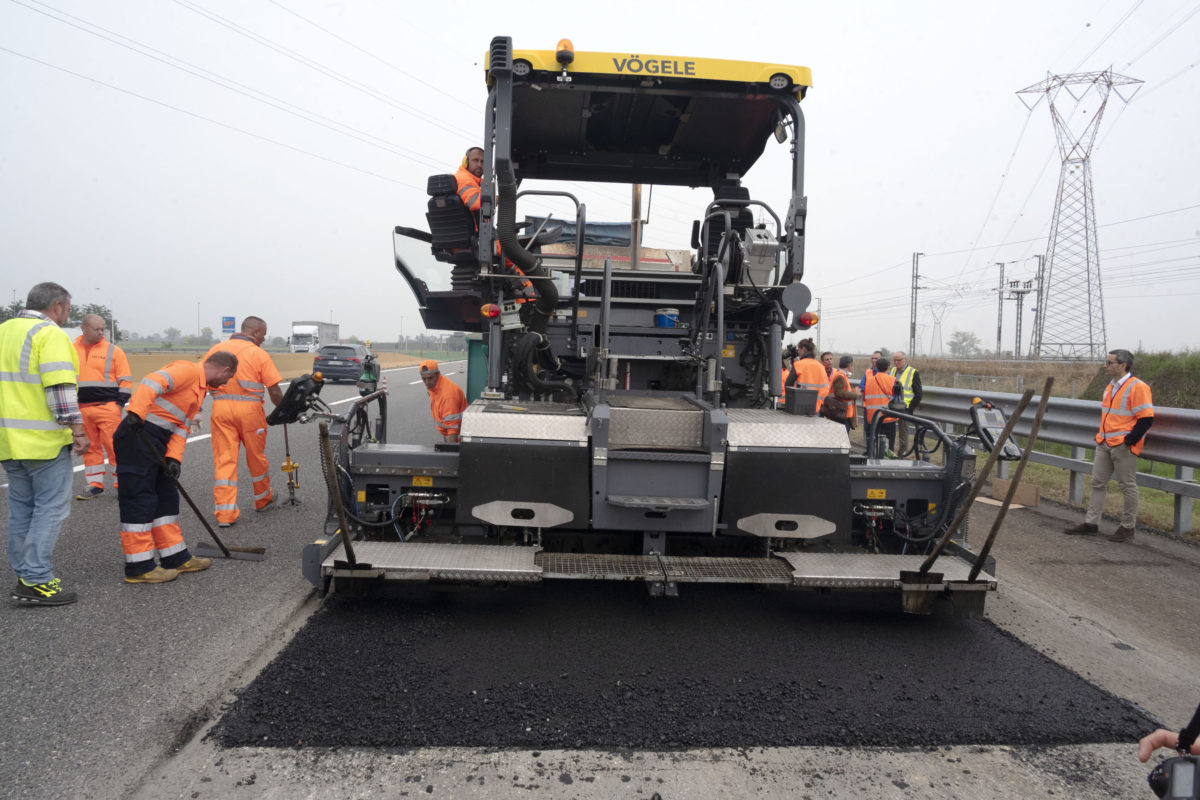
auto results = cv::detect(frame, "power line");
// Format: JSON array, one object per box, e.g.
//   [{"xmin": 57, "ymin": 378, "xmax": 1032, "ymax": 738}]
[
  {"xmin": 169, "ymin": 0, "xmax": 470, "ymax": 142},
  {"xmin": 11, "ymin": 0, "xmax": 450, "ymax": 173},
  {"xmin": 0, "ymin": 45, "xmax": 421, "ymax": 189},
  {"xmin": 266, "ymin": 0, "xmax": 479, "ymax": 113},
  {"xmin": 1070, "ymin": 0, "xmax": 1146, "ymax": 72}
]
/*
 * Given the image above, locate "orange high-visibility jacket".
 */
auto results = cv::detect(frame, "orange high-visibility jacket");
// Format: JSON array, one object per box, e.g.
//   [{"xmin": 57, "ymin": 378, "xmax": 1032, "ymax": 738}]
[
  {"xmin": 789, "ymin": 357, "xmax": 830, "ymax": 413},
  {"xmin": 127, "ymin": 360, "xmax": 207, "ymax": 462},
  {"xmin": 1096, "ymin": 376, "xmax": 1154, "ymax": 455},
  {"xmin": 74, "ymin": 336, "xmax": 132, "ymax": 405},
  {"xmin": 455, "ymin": 166, "xmax": 481, "ymax": 213},
  {"xmin": 204, "ymin": 334, "xmax": 281, "ymax": 406},
  {"xmin": 863, "ymin": 370, "xmax": 897, "ymax": 425},
  {"xmin": 828, "ymin": 368, "xmax": 856, "ymax": 420},
  {"xmin": 428, "ymin": 374, "xmax": 468, "ymax": 438}
]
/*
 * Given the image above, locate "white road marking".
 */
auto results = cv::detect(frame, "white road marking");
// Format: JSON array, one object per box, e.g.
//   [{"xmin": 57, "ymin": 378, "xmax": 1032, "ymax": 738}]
[{"xmin": 3, "ymin": 363, "xmax": 465, "ymax": 488}]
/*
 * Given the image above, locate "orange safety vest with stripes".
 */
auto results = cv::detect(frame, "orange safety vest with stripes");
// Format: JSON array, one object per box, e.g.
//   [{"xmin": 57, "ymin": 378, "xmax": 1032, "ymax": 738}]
[
  {"xmin": 1096, "ymin": 376, "xmax": 1154, "ymax": 455},
  {"xmin": 74, "ymin": 336, "xmax": 132, "ymax": 405},
  {"xmin": 788, "ymin": 357, "xmax": 830, "ymax": 413},
  {"xmin": 126, "ymin": 360, "xmax": 207, "ymax": 462},
  {"xmin": 828, "ymin": 368, "xmax": 855, "ymax": 420},
  {"xmin": 429, "ymin": 374, "xmax": 468, "ymax": 438},
  {"xmin": 863, "ymin": 370, "xmax": 897, "ymax": 425},
  {"xmin": 455, "ymin": 166, "xmax": 482, "ymax": 213},
  {"xmin": 203, "ymin": 334, "xmax": 281, "ymax": 407}
]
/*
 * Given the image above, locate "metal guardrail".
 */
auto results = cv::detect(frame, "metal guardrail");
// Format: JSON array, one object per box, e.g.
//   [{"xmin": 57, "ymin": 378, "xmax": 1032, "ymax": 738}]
[{"xmin": 920, "ymin": 386, "xmax": 1200, "ymax": 533}]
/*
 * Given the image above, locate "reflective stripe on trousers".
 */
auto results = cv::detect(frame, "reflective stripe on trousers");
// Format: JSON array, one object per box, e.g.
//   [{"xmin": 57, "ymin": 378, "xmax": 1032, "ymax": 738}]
[
  {"xmin": 81, "ymin": 402, "xmax": 122, "ymax": 488},
  {"xmin": 211, "ymin": 403, "xmax": 271, "ymax": 524}
]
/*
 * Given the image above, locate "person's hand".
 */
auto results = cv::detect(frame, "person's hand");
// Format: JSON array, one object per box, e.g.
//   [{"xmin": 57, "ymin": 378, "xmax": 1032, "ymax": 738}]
[
  {"xmin": 125, "ymin": 413, "xmax": 144, "ymax": 430},
  {"xmin": 164, "ymin": 458, "xmax": 181, "ymax": 480},
  {"xmin": 71, "ymin": 431, "xmax": 89, "ymax": 455},
  {"xmin": 1124, "ymin": 434, "xmax": 1137, "ymax": 447},
  {"xmin": 1140, "ymin": 729, "xmax": 1184, "ymax": 762}
]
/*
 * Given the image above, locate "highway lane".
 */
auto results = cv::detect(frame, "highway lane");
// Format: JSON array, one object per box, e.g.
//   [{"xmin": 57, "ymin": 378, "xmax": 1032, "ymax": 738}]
[
  {"xmin": 0, "ymin": 363, "xmax": 461, "ymax": 800},
  {"xmin": 5, "ymin": 360, "xmax": 1199, "ymax": 799}
]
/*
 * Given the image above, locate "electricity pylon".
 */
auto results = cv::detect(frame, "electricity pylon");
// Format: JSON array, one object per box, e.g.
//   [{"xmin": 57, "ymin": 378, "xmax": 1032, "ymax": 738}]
[{"xmin": 1017, "ymin": 69, "xmax": 1141, "ymax": 360}]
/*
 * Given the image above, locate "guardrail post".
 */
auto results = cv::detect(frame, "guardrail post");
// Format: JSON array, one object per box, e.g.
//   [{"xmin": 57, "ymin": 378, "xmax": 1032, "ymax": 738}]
[
  {"xmin": 1175, "ymin": 465, "xmax": 1194, "ymax": 534},
  {"xmin": 997, "ymin": 460, "xmax": 1010, "ymax": 479},
  {"xmin": 1069, "ymin": 446, "xmax": 1088, "ymax": 505}
]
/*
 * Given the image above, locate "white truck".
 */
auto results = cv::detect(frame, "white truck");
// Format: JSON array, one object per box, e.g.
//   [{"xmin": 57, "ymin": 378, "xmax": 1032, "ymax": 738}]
[{"xmin": 289, "ymin": 321, "xmax": 339, "ymax": 353}]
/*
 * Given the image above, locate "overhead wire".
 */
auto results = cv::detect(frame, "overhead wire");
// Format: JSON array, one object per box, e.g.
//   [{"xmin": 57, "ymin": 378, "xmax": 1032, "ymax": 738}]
[
  {"xmin": 0, "ymin": 45, "xmax": 420, "ymax": 188},
  {"xmin": 10, "ymin": 0, "xmax": 451, "ymax": 174}
]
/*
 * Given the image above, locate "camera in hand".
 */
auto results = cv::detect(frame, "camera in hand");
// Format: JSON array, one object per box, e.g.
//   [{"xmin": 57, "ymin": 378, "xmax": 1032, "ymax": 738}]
[
  {"xmin": 1150, "ymin": 755, "xmax": 1198, "ymax": 799},
  {"xmin": 1151, "ymin": 703, "xmax": 1200, "ymax": 799}
]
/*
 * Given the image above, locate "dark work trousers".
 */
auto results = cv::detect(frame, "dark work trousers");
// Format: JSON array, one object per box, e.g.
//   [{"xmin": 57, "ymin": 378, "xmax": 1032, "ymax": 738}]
[{"xmin": 113, "ymin": 419, "xmax": 191, "ymax": 576}]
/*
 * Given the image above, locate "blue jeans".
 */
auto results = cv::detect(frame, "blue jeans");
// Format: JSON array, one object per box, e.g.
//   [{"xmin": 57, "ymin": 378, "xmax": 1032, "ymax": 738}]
[{"xmin": 4, "ymin": 445, "xmax": 73, "ymax": 584}]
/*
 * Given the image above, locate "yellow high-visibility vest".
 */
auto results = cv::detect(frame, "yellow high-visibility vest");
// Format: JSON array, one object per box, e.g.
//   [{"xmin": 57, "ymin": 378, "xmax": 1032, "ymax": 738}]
[
  {"xmin": 889, "ymin": 364, "xmax": 916, "ymax": 407},
  {"xmin": 0, "ymin": 316, "xmax": 78, "ymax": 460}
]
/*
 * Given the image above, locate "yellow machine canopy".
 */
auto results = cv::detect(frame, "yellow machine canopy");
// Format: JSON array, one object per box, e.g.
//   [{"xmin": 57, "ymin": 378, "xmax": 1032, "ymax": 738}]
[{"xmin": 487, "ymin": 41, "xmax": 812, "ymax": 188}]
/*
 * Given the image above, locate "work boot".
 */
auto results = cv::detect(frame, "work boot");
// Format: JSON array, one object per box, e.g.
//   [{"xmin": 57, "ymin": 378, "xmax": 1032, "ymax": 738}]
[
  {"xmin": 217, "ymin": 520, "xmax": 235, "ymax": 529},
  {"xmin": 254, "ymin": 492, "xmax": 277, "ymax": 512},
  {"xmin": 12, "ymin": 577, "xmax": 78, "ymax": 606},
  {"xmin": 1063, "ymin": 522, "xmax": 1098, "ymax": 535},
  {"xmin": 1106, "ymin": 525, "xmax": 1135, "ymax": 542},
  {"xmin": 75, "ymin": 486, "xmax": 104, "ymax": 501},
  {"xmin": 124, "ymin": 566, "xmax": 179, "ymax": 584},
  {"xmin": 175, "ymin": 557, "xmax": 212, "ymax": 573}
]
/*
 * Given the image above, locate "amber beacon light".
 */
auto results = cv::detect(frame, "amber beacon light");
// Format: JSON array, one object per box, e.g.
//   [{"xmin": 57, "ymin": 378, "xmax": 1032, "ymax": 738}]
[{"xmin": 556, "ymin": 39, "xmax": 574, "ymax": 66}]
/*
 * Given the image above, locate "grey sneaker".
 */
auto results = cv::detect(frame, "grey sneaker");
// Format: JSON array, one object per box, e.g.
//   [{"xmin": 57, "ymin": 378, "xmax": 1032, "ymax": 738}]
[{"xmin": 13, "ymin": 578, "xmax": 78, "ymax": 606}]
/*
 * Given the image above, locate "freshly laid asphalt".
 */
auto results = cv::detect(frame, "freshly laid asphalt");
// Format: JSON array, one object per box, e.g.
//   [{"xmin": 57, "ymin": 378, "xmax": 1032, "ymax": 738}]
[{"xmin": 212, "ymin": 583, "xmax": 1154, "ymax": 751}]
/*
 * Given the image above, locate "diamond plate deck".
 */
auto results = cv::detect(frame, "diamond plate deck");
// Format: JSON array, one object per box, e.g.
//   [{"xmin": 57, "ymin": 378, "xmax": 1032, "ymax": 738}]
[
  {"xmin": 724, "ymin": 408, "xmax": 850, "ymax": 451},
  {"xmin": 461, "ymin": 400, "xmax": 588, "ymax": 442},
  {"xmin": 775, "ymin": 552, "xmax": 996, "ymax": 589},
  {"xmin": 320, "ymin": 543, "xmax": 995, "ymax": 591},
  {"xmin": 322, "ymin": 542, "xmax": 542, "ymax": 582}
]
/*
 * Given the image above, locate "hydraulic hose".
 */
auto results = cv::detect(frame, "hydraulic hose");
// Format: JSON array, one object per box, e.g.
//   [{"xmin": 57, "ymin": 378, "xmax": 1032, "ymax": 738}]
[
  {"xmin": 512, "ymin": 331, "xmax": 575, "ymax": 398},
  {"xmin": 496, "ymin": 178, "xmax": 558, "ymax": 333}
]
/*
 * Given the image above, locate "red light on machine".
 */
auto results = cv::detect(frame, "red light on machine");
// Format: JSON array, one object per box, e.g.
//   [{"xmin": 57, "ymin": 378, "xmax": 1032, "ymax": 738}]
[
  {"xmin": 481, "ymin": 303, "xmax": 502, "ymax": 318},
  {"xmin": 556, "ymin": 39, "xmax": 575, "ymax": 66},
  {"xmin": 797, "ymin": 312, "xmax": 819, "ymax": 329}
]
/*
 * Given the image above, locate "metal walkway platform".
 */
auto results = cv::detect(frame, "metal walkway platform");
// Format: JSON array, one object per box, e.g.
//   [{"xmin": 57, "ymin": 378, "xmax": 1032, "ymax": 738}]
[{"xmin": 321, "ymin": 542, "xmax": 994, "ymax": 590}]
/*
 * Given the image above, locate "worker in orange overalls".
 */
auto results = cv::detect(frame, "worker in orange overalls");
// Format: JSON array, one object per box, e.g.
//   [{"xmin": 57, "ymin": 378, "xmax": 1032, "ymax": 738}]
[
  {"xmin": 419, "ymin": 359, "xmax": 468, "ymax": 443},
  {"xmin": 203, "ymin": 316, "xmax": 284, "ymax": 528},
  {"xmin": 74, "ymin": 313, "xmax": 132, "ymax": 499},
  {"xmin": 455, "ymin": 146, "xmax": 484, "ymax": 215},
  {"xmin": 113, "ymin": 351, "xmax": 237, "ymax": 583},
  {"xmin": 862, "ymin": 356, "xmax": 899, "ymax": 455}
]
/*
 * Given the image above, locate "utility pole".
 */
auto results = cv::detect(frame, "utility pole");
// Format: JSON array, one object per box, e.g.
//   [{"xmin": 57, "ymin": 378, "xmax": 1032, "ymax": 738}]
[
  {"xmin": 995, "ymin": 262, "xmax": 1005, "ymax": 357},
  {"xmin": 1008, "ymin": 280, "xmax": 1036, "ymax": 358},
  {"xmin": 909, "ymin": 252, "xmax": 923, "ymax": 356},
  {"xmin": 1029, "ymin": 254, "xmax": 1045, "ymax": 358},
  {"xmin": 815, "ymin": 297, "xmax": 822, "ymax": 352}
]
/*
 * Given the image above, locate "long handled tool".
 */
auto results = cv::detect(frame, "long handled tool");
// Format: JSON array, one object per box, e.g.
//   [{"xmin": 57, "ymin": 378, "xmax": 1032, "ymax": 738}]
[
  {"xmin": 967, "ymin": 377, "xmax": 1054, "ymax": 582},
  {"xmin": 137, "ymin": 428, "xmax": 266, "ymax": 561}
]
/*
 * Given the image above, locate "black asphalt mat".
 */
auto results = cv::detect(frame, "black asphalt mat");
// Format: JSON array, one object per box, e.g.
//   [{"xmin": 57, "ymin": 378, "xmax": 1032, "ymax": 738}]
[{"xmin": 212, "ymin": 582, "xmax": 1155, "ymax": 749}]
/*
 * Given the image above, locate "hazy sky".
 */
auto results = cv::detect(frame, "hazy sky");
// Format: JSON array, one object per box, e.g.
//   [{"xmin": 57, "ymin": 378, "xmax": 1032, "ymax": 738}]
[{"xmin": 2, "ymin": 1, "xmax": 1196, "ymax": 356}]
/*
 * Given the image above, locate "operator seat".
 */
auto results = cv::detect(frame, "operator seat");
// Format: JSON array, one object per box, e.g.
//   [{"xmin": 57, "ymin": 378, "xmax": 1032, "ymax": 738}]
[
  {"xmin": 425, "ymin": 174, "xmax": 479, "ymax": 290},
  {"xmin": 698, "ymin": 183, "xmax": 755, "ymax": 278}
]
